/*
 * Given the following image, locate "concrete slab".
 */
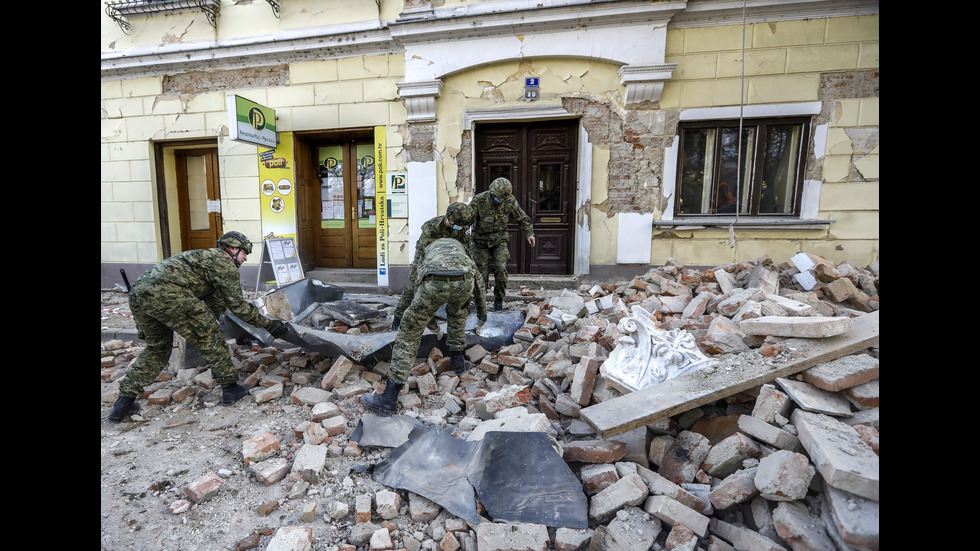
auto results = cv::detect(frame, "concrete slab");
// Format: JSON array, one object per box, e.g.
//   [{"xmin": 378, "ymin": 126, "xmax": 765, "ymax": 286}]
[
  {"xmin": 580, "ymin": 312, "xmax": 878, "ymax": 438},
  {"xmin": 775, "ymin": 377, "xmax": 853, "ymax": 417},
  {"xmin": 792, "ymin": 409, "xmax": 878, "ymax": 502},
  {"xmin": 739, "ymin": 316, "xmax": 852, "ymax": 338}
]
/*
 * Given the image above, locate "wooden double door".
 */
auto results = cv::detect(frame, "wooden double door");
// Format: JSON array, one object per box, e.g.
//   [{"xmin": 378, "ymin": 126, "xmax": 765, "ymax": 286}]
[
  {"xmin": 474, "ymin": 119, "xmax": 579, "ymax": 275},
  {"xmin": 295, "ymin": 130, "xmax": 377, "ymax": 270}
]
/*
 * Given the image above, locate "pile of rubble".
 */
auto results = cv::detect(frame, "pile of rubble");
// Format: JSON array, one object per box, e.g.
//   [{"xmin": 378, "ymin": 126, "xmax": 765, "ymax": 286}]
[{"xmin": 101, "ymin": 253, "xmax": 879, "ymax": 551}]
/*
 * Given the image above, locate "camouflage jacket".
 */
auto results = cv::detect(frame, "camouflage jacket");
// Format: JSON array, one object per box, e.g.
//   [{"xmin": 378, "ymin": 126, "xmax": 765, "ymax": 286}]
[
  {"xmin": 131, "ymin": 248, "xmax": 266, "ymax": 327},
  {"xmin": 417, "ymin": 238, "xmax": 487, "ymax": 318},
  {"xmin": 412, "ymin": 215, "xmax": 472, "ymax": 267},
  {"xmin": 469, "ymin": 190, "xmax": 534, "ymax": 246}
]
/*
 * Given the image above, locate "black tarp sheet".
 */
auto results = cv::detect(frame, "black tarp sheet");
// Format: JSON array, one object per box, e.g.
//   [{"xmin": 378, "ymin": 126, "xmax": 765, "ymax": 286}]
[
  {"xmin": 363, "ymin": 419, "xmax": 588, "ymax": 529},
  {"xmin": 220, "ymin": 278, "xmax": 525, "ymax": 363}
]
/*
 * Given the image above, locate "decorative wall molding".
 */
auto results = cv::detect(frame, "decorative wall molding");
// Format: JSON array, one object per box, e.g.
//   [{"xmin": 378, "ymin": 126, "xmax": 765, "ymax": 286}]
[
  {"xmin": 396, "ymin": 80, "xmax": 443, "ymax": 122},
  {"xmin": 619, "ymin": 64, "xmax": 678, "ymax": 105}
]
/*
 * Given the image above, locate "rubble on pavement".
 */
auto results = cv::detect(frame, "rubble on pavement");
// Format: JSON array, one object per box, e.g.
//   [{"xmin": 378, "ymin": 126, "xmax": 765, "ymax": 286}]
[{"xmin": 101, "ymin": 253, "xmax": 879, "ymax": 551}]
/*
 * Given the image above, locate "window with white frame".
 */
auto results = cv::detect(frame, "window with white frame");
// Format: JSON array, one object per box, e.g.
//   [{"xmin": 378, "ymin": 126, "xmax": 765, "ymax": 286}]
[{"xmin": 675, "ymin": 116, "xmax": 810, "ymax": 217}]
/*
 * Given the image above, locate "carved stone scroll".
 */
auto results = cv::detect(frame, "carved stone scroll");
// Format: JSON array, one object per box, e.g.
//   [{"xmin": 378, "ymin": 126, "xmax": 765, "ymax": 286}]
[{"xmin": 599, "ymin": 306, "xmax": 716, "ymax": 393}]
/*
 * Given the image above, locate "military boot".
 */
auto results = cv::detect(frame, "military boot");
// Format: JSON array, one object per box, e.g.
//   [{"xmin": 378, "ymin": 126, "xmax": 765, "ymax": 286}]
[
  {"xmin": 493, "ymin": 299, "xmax": 503, "ymax": 311},
  {"xmin": 450, "ymin": 350, "xmax": 467, "ymax": 375},
  {"xmin": 362, "ymin": 380, "xmax": 403, "ymax": 416},
  {"xmin": 108, "ymin": 396, "xmax": 140, "ymax": 423},
  {"xmin": 221, "ymin": 383, "xmax": 250, "ymax": 406},
  {"xmin": 391, "ymin": 317, "xmax": 401, "ymax": 331}
]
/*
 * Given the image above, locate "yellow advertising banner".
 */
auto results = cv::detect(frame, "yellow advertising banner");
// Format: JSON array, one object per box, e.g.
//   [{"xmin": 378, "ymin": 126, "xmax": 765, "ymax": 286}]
[
  {"xmin": 258, "ymin": 131, "xmax": 297, "ymax": 238},
  {"xmin": 374, "ymin": 127, "xmax": 388, "ymax": 286}
]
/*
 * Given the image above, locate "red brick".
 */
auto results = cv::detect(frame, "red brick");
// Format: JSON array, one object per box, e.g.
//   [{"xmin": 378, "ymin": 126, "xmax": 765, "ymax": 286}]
[
  {"xmin": 562, "ymin": 440, "xmax": 627, "ymax": 463},
  {"xmin": 321, "ymin": 356, "xmax": 354, "ymax": 390},
  {"xmin": 184, "ymin": 472, "xmax": 222, "ymax": 502}
]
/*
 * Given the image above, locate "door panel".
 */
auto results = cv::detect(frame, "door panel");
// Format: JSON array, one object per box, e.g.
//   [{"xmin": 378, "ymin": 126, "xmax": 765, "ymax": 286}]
[
  {"xmin": 475, "ymin": 119, "xmax": 578, "ymax": 274},
  {"xmin": 295, "ymin": 142, "xmax": 319, "ymax": 272},
  {"xmin": 175, "ymin": 148, "xmax": 221, "ymax": 251},
  {"xmin": 300, "ymin": 133, "xmax": 378, "ymax": 269}
]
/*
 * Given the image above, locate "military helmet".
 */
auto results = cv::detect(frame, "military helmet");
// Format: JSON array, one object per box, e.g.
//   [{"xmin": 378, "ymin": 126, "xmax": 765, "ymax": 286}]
[
  {"xmin": 217, "ymin": 231, "xmax": 253, "ymax": 254},
  {"xmin": 446, "ymin": 202, "xmax": 474, "ymax": 227},
  {"xmin": 489, "ymin": 177, "xmax": 513, "ymax": 200}
]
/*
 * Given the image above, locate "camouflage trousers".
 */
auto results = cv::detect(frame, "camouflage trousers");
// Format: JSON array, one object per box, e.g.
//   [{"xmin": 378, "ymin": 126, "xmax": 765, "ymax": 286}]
[
  {"xmin": 471, "ymin": 240, "xmax": 509, "ymax": 300},
  {"xmin": 388, "ymin": 274, "xmax": 473, "ymax": 384},
  {"xmin": 119, "ymin": 283, "xmax": 238, "ymax": 397}
]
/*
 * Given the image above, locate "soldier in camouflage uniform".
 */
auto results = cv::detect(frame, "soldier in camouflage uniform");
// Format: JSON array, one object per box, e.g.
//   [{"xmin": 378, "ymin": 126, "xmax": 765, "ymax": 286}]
[
  {"xmin": 107, "ymin": 231, "xmax": 288, "ymax": 423},
  {"xmin": 470, "ymin": 177, "xmax": 535, "ymax": 311},
  {"xmin": 362, "ymin": 238, "xmax": 487, "ymax": 416},
  {"xmin": 392, "ymin": 202, "xmax": 475, "ymax": 330}
]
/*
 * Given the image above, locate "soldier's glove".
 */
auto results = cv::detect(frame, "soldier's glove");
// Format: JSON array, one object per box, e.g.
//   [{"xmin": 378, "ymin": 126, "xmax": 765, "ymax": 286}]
[{"xmin": 266, "ymin": 319, "xmax": 288, "ymax": 338}]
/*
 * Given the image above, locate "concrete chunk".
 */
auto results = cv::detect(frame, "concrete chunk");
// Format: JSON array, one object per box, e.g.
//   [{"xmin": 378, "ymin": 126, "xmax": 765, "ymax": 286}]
[
  {"xmin": 476, "ymin": 522, "xmax": 550, "ymax": 551},
  {"xmin": 601, "ymin": 506, "xmax": 662, "ymax": 551},
  {"xmin": 702, "ymin": 432, "xmax": 763, "ymax": 478},
  {"xmin": 634, "ymin": 464, "xmax": 706, "ymax": 513},
  {"xmin": 708, "ymin": 518, "xmax": 787, "ymax": 551},
  {"xmin": 292, "ymin": 443, "xmax": 328, "ymax": 484},
  {"xmin": 588, "ymin": 473, "xmax": 648, "ymax": 523},
  {"xmin": 802, "ymin": 353, "xmax": 879, "ymax": 391},
  {"xmin": 776, "ymin": 377, "xmax": 853, "ymax": 417},
  {"xmin": 708, "ymin": 467, "xmax": 759, "ymax": 511},
  {"xmin": 737, "ymin": 415, "xmax": 801, "ymax": 452},
  {"xmin": 754, "ymin": 450, "xmax": 815, "ymax": 502},
  {"xmin": 643, "ymin": 495, "xmax": 709, "ymax": 537},
  {"xmin": 772, "ymin": 501, "xmax": 836, "ymax": 551},
  {"xmin": 792, "ymin": 410, "xmax": 879, "ymax": 502},
  {"xmin": 466, "ymin": 413, "xmax": 551, "ymax": 442},
  {"xmin": 821, "ymin": 481, "xmax": 879, "ymax": 551},
  {"xmin": 738, "ymin": 316, "xmax": 852, "ymax": 338},
  {"xmin": 266, "ymin": 526, "xmax": 314, "ymax": 551}
]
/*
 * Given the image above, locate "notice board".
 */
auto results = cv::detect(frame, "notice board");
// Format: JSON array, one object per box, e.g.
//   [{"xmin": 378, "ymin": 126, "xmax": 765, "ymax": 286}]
[{"xmin": 255, "ymin": 236, "xmax": 305, "ymax": 291}]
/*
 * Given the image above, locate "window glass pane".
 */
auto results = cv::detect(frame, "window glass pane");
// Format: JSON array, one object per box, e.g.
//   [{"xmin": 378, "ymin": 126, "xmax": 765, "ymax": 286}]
[
  {"xmin": 538, "ymin": 163, "xmax": 562, "ymax": 211},
  {"xmin": 185, "ymin": 154, "xmax": 210, "ymax": 231},
  {"xmin": 718, "ymin": 127, "xmax": 755, "ymax": 215},
  {"xmin": 760, "ymin": 124, "xmax": 801, "ymax": 214},
  {"xmin": 489, "ymin": 165, "xmax": 511, "ymax": 186},
  {"xmin": 319, "ymin": 146, "xmax": 345, "ymax": 229},
  {"xmin": 356, "ymin": 144, "xmax": 376, "ymax": 229},
  {"xmin": 678, "ymin": 128, "xmax": 714, "ymax": 214}
]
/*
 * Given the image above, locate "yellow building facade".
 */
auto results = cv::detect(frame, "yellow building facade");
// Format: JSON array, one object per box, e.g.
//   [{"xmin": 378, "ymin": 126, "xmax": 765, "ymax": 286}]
[{"xmin": 101, "ymin": 0, "xmax": 879, "ymax": 289}]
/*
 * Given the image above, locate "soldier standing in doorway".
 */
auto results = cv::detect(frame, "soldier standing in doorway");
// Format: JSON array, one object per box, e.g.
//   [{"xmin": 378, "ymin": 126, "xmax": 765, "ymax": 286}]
[{"xmin": 469, "ymin": 177, "xmax": 535, "ymax": 311}]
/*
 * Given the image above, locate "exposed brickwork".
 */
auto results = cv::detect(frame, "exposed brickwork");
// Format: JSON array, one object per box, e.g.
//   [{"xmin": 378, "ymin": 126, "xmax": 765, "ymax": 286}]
[
  {"xmin": 455, "ymin": 129, "xmax": 474, "ymax": 195},
  {"xmin": 404, "ymin": 122, "xmax": 436, "ymax": 163},
  {"xmin": 563, "ymin": 97, "xmax": 677, "ymax": 215},
  {"xmin": 819, "ymin": 70, "xmax": 879, "ymax": 100},
  {"xmin": 162, "ymin": 65, "xmax": 289, "ymax": 96}
]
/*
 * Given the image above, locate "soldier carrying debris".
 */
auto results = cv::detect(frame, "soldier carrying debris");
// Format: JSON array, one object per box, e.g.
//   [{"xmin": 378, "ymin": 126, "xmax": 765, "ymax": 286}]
[
  {"xmin": 362, "ymin": 238, "xmax": 487, "ymax": 416},
  {"xmin": 391, "ymin": 202, "xmax": 475, "ymax": 331},
  {"xmin": 107, "ymin": 231, "xmax": 289, "ymax": 423},
  {"xmin": 469, "ymin": 177, "xmax": 535, "ymax": 311}
]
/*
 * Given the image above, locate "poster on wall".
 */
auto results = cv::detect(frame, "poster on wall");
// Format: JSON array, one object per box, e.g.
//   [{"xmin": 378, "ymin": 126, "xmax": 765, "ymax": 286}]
[
  {"xmin": 258, "ymin": 132, "xmax": 297, "ymax": 238},
  {"xmin": 374, "ymin": 126, "xmax": 388, "ymax": 286},
  {"xmin": 387, "ymin": 172, "xmax": 408, "ymax": 218}
]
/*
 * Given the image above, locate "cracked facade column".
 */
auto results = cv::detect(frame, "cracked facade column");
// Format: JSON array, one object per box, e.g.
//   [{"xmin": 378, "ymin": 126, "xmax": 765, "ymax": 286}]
[{"xmin": 397, "ymin": 79, "xmax": 442, "ymax": 262}]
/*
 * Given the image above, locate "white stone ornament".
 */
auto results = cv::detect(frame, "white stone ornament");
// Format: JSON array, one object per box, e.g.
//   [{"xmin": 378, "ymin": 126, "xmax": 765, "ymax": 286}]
[{"xmin": 600, "ymin": 306, "xmax": 716, "ymax": 393}]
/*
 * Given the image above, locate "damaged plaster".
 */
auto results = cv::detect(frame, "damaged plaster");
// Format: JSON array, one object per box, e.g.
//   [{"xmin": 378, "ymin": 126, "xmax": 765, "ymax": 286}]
[{"xmin": 163, "ymin": 65, "xmax": 289, "ymax": 96}]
